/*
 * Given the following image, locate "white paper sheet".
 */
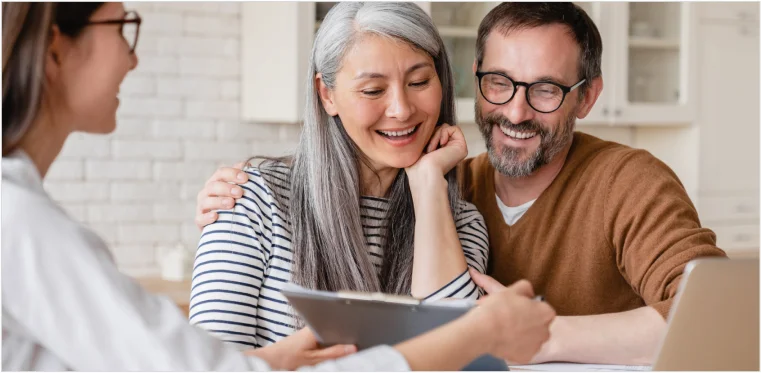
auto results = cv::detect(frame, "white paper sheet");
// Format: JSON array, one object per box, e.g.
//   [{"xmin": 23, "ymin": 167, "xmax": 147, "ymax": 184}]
[{"xmin": 510, "ymin": 363, "xmax": 651, "ymax": 372}]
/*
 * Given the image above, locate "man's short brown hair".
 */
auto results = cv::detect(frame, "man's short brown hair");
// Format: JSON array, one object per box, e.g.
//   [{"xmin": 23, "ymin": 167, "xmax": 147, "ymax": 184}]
[{"xmin": 476, "ymin": 2, "xmax": 602, "ymax": 93}]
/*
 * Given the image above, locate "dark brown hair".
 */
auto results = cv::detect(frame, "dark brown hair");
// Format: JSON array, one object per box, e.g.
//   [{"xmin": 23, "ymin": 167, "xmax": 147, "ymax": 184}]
[
  {"xmin": 476, "ymin": 2, "xmax": 602, "ymax": 94},
  {"xmin": 2, "ymin": 2, "xmax": 104, "ymax": 156}
]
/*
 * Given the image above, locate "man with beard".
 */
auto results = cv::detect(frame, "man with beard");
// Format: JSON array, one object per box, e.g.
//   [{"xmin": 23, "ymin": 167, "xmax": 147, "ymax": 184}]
[
  {"xmin": 457, "ymin": 2, "xmax": 726, "ymax": 366},
  {"xmin": 194, "ymin": 2, "xmax": 726, "ymax": 366}
]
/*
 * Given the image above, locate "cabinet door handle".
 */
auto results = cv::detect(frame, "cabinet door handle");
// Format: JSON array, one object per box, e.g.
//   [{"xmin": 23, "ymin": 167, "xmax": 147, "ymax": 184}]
[
  {"xmin": 602, "ymin": 107, "xmax": 609, "ymax": 116},
  {"xmin": 614, "ymin": 108, "xmax": 622, "ymax": 117}
]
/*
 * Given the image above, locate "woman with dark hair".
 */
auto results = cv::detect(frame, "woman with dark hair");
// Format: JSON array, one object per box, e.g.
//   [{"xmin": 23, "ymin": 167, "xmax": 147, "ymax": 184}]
[{"xmin": 1, "ymin": 1, "xmax": 554, "ymax": 371}]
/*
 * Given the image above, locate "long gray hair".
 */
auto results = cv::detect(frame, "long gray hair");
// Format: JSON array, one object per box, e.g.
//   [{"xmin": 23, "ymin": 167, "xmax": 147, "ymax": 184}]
[{"xmin": 266, "ymin": 2, "xmax": 460, "ymax": 295}]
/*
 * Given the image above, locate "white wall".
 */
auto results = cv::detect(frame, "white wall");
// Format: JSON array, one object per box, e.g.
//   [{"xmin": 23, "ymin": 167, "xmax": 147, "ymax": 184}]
[{"xmin": 43, "ymin": 2, "xmax": 302, "ymax": 277}]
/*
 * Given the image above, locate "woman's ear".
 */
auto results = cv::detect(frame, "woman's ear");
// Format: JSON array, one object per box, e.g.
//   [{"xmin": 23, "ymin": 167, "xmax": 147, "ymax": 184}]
[
  {"xmin": 45, "ymin": 25, "xmax": 65, "ymax": 82},
  {"xmin": 315, "ymin": 73, "xmax": 338, "ymax": 116}
]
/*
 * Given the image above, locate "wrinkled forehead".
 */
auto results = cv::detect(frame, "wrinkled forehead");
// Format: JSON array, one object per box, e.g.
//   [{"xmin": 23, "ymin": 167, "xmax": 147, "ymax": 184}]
[{"xmin": 481, "ymin": 24, "xmax": 581, "ymax": 85}]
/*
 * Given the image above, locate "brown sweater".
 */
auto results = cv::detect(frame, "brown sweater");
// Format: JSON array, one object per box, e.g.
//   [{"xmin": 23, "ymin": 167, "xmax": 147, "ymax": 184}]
[{"xmin": 458, "ymin": 132, "xmax": 726, "ymax": 319}]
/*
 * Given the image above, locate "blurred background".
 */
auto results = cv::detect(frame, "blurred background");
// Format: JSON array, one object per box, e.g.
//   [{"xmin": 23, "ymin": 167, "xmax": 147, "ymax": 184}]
[{"xmin": 42, "ymin": 2, "xmax": 759, "ymax": 279}]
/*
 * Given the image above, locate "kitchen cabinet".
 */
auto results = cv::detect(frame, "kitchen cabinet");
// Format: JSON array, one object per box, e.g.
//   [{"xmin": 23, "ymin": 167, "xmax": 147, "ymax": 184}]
[
  {"xmin": 573, "ymin": 2, "xmax": 612, "ymax": 125},
  {"xmin": 608, "ymin": 3, "xmax": 697, "ymax": 125},
  {"xmin": 693, "ymin": 4, "xmax": 760, "ymax": 254},
  {"xmin": 576, "ymin": 3, "xmax": 697, "ymax": 126},
  {"xmin": 241, "ymin": 2, "xmax": 698, "ymax": 126},
  {"xmin": 428, "ymin": 2, "xmax": 496, "ymax": 125},
  {"xmin": 241, "ymin": 2, "xmax": 313, "ymax": 124},
  {"xmin": 696, "ymin": 2, "xmax": 759, "ymax": 23}
]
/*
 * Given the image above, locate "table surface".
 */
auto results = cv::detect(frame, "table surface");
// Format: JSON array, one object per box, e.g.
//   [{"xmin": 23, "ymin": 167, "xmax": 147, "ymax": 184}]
[
  {"xmin": 131, "ymin": 251, "xmax": 758, "ymax": 316},
  {"xmin": 135, "ymin": 277, "xmax": 192, "ymax": 308}
]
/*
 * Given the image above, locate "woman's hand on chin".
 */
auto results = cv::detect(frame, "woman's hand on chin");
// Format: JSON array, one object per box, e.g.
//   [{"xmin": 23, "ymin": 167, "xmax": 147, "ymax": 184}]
[{"xmin": 405, "ymin": 123, "xmax": 468, "ymax": 182}]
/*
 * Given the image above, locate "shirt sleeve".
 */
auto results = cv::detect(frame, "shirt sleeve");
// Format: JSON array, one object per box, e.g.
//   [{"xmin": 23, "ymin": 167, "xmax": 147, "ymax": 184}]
[
  {"xmin": 189, "ymin": 175, "xmax": 274, "ymax": 349},
  {"xmin": 603, "ymin": 149, "xmax": 727, "ymax": 319},
  {"xmin": 1, "ymin": 218, "xmax": 272, "ymax": 371},
  {"xmin": 422, "ymin": 204, "xmax": 490, "ymax": 303},
  {"xmin": 1, "ymin": 192, "xmax": 412, "ymax": 371},
  {"xmin": 298, "ymin": 345, "xmax": 410, "ymax": 371}
]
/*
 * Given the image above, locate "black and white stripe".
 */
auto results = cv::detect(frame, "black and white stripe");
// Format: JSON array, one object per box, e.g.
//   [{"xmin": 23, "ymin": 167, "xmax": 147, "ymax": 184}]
[{"xmin": 189, "ymin": 162, "xmax": 489, "ymax": 349}]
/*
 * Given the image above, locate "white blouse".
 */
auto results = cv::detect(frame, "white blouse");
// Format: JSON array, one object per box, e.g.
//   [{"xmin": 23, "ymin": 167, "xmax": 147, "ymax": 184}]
[{"xmin": 1, "ymin": 151, "xmax": 409, "ymax": 371}]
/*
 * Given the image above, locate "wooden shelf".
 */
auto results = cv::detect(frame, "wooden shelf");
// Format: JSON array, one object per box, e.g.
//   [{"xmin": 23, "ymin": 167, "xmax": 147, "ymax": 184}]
[
  {"xmin": 628, "ymin": 37, "xmax": 681, "ymax": 50},
  {"xmin": 438, "ymin": 26, "xmax": 478, "ymax": 38}
]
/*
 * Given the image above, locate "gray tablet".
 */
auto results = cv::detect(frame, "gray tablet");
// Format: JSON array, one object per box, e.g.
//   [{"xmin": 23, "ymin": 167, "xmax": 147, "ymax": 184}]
[{"xmin": 281, "ymin": 284, "xmax": 509, "ymax": 371}]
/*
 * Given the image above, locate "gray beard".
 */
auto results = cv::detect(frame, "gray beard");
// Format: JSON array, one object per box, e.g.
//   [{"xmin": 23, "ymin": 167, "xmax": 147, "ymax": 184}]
[
  {"xmin": 476, "ymin": 104, "xmax": 576, "ymax": 178},
  {"xmin": 488, "ymin": 140, "xmax": 545, "ymax": 178}
]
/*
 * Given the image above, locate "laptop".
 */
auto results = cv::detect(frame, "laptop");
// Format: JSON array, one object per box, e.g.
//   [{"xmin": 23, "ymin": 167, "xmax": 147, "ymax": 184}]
[{"xmin": 652, "ymin": 257, "xmax": 759, "ymax": 371}]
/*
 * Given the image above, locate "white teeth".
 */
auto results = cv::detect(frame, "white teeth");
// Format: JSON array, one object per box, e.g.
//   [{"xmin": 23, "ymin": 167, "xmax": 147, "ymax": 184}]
[
  {"xmin": 499, "ymin": 125, "xmax": 536, "ymax": 140},
  {"xmin": 379, "ymin": 126, "xmax": 416, "ymax": 137}
]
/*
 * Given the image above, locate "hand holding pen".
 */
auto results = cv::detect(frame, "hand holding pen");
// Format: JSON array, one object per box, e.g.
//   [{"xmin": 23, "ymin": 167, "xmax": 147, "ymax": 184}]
[
  {"xmin": 468, "ymin": 267, "xmax": 547, "ymax": 304},
  {"xmin": 466, "ymin": 268, "xmax": 556, "ymax": 364}
]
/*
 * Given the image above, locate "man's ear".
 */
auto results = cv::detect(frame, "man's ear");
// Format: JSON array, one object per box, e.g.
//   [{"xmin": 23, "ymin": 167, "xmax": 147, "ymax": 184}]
[
  {"xmin": 315, "ymin": 73, "xmax": 338, "ymax": 116},
  {"xmin": 472, "ymin": 58, "xmax": 477, "ymax": 74},
  {"xmin": 575, "ymin": 76, "xmax": 603, "ymax": 119}
]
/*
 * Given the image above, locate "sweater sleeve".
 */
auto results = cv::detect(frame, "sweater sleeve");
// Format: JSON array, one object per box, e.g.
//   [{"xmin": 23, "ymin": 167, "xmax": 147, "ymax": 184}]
[{"xmin": 603, "ymin": 149, "xmax": 727, "ymax": 319}]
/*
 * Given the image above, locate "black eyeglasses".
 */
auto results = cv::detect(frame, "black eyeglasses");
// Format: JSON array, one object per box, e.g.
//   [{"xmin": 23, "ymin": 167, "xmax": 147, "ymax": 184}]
[
  {"xmin": 84, "ymin": 10, "xmax": 142, "ymax": 53},
  {"xmin": 476, "ymin": 71, "xmax": 586, "ymax": 114}
]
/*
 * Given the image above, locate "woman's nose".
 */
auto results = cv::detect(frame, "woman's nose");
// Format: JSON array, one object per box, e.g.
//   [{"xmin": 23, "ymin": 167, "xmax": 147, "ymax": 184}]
[
  {"xmin": 129, "ymin": 52, "xmax": 139, "ymax": 71},
  {"xmin": 385, "ymin": 88, "xmax": 416, "ymax": 122}
]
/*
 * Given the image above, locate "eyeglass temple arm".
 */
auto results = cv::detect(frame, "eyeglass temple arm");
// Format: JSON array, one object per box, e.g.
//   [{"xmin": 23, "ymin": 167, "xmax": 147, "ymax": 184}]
[{"xmin": 569, "ymin": 79, "xmax": 586, "ymax": 91}]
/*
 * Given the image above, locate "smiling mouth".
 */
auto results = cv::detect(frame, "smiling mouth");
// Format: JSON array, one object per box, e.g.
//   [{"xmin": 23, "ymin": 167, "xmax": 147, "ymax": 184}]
[
  {"xmin": 499, "ymin": 124, "xmax": 538, "ymax": 140},
  {"xmin": 376, "ymin": 124, "xmax": 420, "ymax": 139}
]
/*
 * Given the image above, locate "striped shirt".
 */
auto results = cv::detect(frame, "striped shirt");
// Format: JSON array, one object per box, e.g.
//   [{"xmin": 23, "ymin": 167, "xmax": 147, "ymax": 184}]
[{"xmin": 189, "ymin": 162, "xmax": 490, "ymax": 349}]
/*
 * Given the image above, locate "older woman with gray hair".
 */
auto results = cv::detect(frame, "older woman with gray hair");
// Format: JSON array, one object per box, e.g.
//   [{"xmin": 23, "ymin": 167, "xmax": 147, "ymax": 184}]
[{"xmin": 189, "ymin": 1, "xmax": 540, "ymax": 364}]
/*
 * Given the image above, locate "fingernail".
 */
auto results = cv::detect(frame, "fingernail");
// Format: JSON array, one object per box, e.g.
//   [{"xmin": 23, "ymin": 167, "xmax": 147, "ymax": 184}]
[
  {"xmin": 231, "ymin": 188, "xmax": 242, "ymax": 197},
  {"xmin": 206, "ymin": 212, "xmax": 215, "ymax": 218},
  {"xmin": 225, "ymin": 199, "xmax": 233, "ymax": 207},
  {"xmin": 237, "ymin": 173, "xmax": 246, "ymax": 182}
]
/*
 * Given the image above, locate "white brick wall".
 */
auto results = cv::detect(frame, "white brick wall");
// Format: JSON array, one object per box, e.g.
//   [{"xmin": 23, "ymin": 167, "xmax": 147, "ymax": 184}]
[
  {"xmin": 85, "ymin": 160, "xmax": 153, "ymax": 180},
  {"xmin": 47, "ymin": 160, "xmax": 84, "ymax": 180},
  {"xmin": 42, "ymin": 2, "xmax": 301, "ymax": 277},
  {"xmin": 112, "ymin": 140, "xmax": 183, "ymax": 160},
  {"xmin": 46, "ymin": 181, "xmax": 110, "ymax": 202},
  {"xmin": 89, "ymin": 203, "xmax": 154, "ymax": 223},
  {"xmin": 110, "ymin": 181, "xmax": 183, "ymax": 202}
]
